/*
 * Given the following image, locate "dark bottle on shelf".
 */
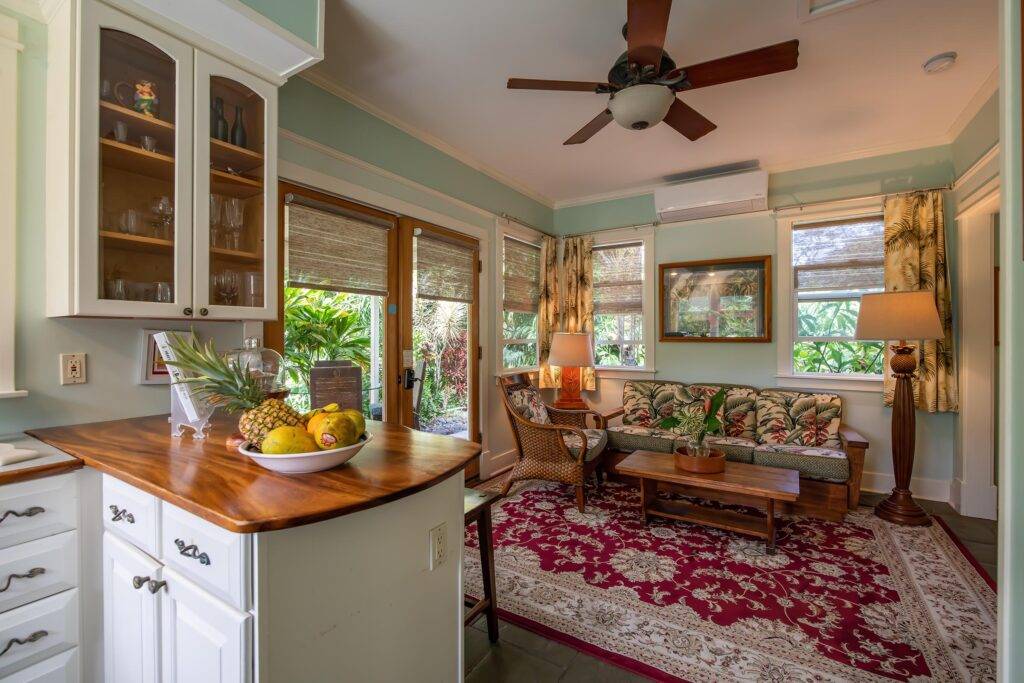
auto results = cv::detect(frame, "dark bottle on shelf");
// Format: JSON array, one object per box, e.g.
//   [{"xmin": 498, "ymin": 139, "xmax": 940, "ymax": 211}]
[
  {"xmin": 230, "ymin": 105, "xmax": 247, "ymax": 149},
  {"xmin": 213, "ymin": 96, "xmax": 229, "ymax": 142}
]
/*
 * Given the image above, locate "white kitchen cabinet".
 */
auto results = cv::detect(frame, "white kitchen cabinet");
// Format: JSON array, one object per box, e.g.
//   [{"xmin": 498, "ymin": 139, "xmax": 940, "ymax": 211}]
[{"xmin": 102, "ymin": 532, "xmax": 160, "ymax": 683}]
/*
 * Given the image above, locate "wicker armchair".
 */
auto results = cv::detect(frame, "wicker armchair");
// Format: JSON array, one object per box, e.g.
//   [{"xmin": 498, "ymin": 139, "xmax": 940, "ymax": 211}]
[{"xmin": 497, "ymin": 373, "xmax": 608, "ymax": 512}]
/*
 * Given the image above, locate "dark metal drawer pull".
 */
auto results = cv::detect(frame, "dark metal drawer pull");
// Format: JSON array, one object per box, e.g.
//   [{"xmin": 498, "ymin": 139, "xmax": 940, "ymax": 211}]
[
  {"xmin": 109, "ymin": 505, "xmax": 135, "ymax": 524},
  {"xmin": 0, "ymin": 567, "xmax": 45, "ymax": 593},
  {"xmin": 147, "ymin": 579, "xmax": 167, "ymax": 594},
  {"xmin": 0, "ymin": 507, "xmax": 45, "ymax": 525},
  {"xmin": 0, "ymin": 630, "xmax": 47, "ymax": 657},
  {"xmin": 174, "ymin": 539, "xmax": 211, "ymax": 566},
  {"xmin": 132, "ymin": 575, "xmax": 150, "ymax": 590}
]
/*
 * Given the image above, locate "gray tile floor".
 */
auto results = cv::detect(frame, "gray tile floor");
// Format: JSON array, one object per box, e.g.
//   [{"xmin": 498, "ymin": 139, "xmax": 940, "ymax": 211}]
[{"xmin": 464, "ymin": 494, "xmax": 998, "ymax": 681}]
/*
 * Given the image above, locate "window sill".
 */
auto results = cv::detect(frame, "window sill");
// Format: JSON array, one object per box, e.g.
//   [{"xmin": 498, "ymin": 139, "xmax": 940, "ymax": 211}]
[
  {"xmin": 496, "ymin": 367, "xmax": 539, "ymax": 378},
  {"xmin": 0, "ymin": 389, "xmax": 27, "ymax": 399},
  {"xmin": 775, "ymin": 373, "xmax": 882, "ymax": 393},
  {"xmin": 595, "ymin": 367, "xmax": 656, "ymax": 380}
]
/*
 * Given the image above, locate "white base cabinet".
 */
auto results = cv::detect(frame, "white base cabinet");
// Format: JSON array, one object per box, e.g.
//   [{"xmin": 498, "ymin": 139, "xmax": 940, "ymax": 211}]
[{"xmin": 102, "ymin": 533, "xmax": 160, "ymax": 683}]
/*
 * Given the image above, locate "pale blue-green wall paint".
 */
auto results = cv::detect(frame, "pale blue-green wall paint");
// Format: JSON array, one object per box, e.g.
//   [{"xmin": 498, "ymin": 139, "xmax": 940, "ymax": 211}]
[
  {"xmin": 555, "ymin": 194, "xmax": 656, "ymax": 235},
  {"xmin": 278, "ymin": 78, "xmax": 553, "ymax": 231},
  {"xmin": 0, "ymin": 8, "xmax": 244, "ymax": 435},
  {"xmin": 237, "ymin": 0, "xmax": 320, "ymax": 46},
  {"xmin": 952, "ymin": 92, "xmax": 1000, "ymax": 177}
]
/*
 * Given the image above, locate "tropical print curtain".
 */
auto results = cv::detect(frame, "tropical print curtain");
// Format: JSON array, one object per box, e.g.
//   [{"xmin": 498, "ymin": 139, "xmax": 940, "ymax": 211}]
[
  {"xmin": 882, "ymin": 191, "xmax": 958, "ymax": 412},
  {"xmin": 537, "ymin": 235, "xmax": 561, "ymax": 389},
  {"xmin": 562, "ymin": 236, "xmax": 596, "ymax": 391}
]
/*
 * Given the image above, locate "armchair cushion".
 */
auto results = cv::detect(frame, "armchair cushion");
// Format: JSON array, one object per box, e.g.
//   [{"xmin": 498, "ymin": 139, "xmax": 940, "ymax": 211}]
[
  {"xmin": 755, "ymin": 390, "xmax": 842, "ymax": 449},
  {"xmin": 563, "ymin": 428, "xmax": 608, "ymax": 461},
  {"xmin": 704, "ymin": 435, "xmax": 756, "ymax": 463},
  {"xmin": 606, "ymin": 424, "xmax": 681, "ymax": 453},
  {"xmin": 752, "ymin": 443, "xmax": 849, "ymax": 483},
  {"xmin": 508, "ymin": 386, "xmax": 550, "ymax": 424}
]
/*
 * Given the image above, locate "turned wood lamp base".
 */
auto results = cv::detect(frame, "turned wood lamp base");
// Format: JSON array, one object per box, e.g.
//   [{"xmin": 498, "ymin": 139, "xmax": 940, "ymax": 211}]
[{"xmin": 553, "ymin": 365, "xmax": 589, "ymax": 410}]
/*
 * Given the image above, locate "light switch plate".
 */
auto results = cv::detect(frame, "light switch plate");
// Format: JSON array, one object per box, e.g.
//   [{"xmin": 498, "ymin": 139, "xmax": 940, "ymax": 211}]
[
  {"xmin": 428, "ymin": 522, "xmax": 447, "ymax": 570},
  {"xmin": 60, "ymin": 353, "xmax": 86, "ymax": 385}
]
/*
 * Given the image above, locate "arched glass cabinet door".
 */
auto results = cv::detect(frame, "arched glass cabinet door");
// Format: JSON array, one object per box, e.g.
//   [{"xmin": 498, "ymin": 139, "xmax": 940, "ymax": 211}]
[
  {"xmin": 81, "ymin": 1, "xmax": 194, "ymax": 317},
  {"xmin": 193, "ymin": 52, "xmax": 278, "ymax": 321}
]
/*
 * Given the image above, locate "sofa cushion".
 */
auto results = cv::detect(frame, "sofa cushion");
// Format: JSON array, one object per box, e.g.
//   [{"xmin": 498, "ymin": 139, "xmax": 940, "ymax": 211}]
[
  {"xmin": 563, "ymin": 428, "xmax": 608, "ymax": 461},
  {"xmin": 752, "ymin": 443, "xmax": 849, "ymax": 483},
  {"xmin": 689, "ymin": 384, "xmax": 758, "ymax": 440},
  {"xmin": 755, "ymin": 390, "xmax": 842, "ymax": 448},
  {"xmin": 508, "ymin": 386, "xmax": 550, "ymax": 424},
  {"xmin": 606, "ymin": 425, "xmax": 681, "ymax": 453},
  {"xmin": 704, "ymin": 435, "xmax": 756, "ymax": 464},
  {"xmin": 621, "ymin": 380, "xmax": 681, "ymax": 427}
]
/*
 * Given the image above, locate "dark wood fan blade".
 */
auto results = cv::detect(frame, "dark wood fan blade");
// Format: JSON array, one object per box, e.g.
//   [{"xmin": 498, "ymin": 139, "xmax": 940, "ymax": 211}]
[
  {"xmin": 564, "ymin": 109, "xmax": 614, "ymax": 145},
  {"xmin": 507, "ymin": 78, "xmax": 610, "ymax": 92},
  {"xmin": 663, "ymin": 98, "xmax": 716, "ymax": 141},
  {"xmin": 627, "ymin": 0, "xmax": 672, "ymax": 69},
  {"xmin": 676, "ymin": 39, "xmax": 799, "ymax": 91}
]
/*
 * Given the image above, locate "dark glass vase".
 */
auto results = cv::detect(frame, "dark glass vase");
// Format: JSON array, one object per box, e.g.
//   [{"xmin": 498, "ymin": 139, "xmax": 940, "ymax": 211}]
[
  {"xmin": 213, "ymin": 97, "xmax": 229, "ymax": 142},
  {"xmin": 230, "ymin": 105, "xmax": 247, "ymax": 149}
]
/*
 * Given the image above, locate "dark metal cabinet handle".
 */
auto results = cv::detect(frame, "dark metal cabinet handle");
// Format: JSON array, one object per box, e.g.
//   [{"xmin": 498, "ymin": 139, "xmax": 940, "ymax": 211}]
[
  {"xmin": 0, "ymin": 507, "xmax": 44, "ymax": 525},
  {"xmin": 174, "ymin": 539, "xmax": 211, "ymax": 566},
  {"xmin": 199, "ymin": 308, "xmax": 209, "ymax": 316},
  {"xmin": 147, "ymin": 579, "xmax": 167, "ymax": 594},
  {"xmin": 183, "ymin": 306, "xmax": 193, "ymax": 316},
  {"xmin": 132, "ymin": 575, "xmax": 150, "ymax": 590},
  {"xmin": 0, "ymin": 630, "xmax": 47, "ymax": 657},
  {"xmin": 0, "ymin": 567, "xmax": 45, "ymax": 593},
  {"xmin": 109, "ymin": 505, "xmax": 135, "ymax": 524}
]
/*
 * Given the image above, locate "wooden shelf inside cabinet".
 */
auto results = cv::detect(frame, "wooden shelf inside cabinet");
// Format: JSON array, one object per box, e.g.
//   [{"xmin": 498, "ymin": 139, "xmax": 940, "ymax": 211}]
[
  {"xmin": 99, "ymin": 101, "xmax": 175, "ymax": 152},
  {"xmin": 210, "ymin": 169, "xmax": 262, "ymax": 198},
  {"xmin": 101, "ymin": 138, "xmax": 174, "ymax": 182},
  {"xmin": 211, "ymin": 246, "xmax": 262, "ymax": 263},
  {"xmin": 211, "ymin": 138, "xmax": 263, "ymax": 173},
  {"xmin": 100, "ymin": 230, "xmax": 173, "ymax": 255}
]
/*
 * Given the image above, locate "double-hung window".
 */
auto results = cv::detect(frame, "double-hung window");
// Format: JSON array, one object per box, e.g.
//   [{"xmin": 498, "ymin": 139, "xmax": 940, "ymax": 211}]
[
  {"xmin": 501, "ymin": 236, "xmax": 541, "ymax": 369},
  {"xmin": 593, "ymin": 242, "xmax": 646, "ymax": 368},
  {"xmin": 790, "ymin": 215, "xmax": 886, "ymax": 376}
]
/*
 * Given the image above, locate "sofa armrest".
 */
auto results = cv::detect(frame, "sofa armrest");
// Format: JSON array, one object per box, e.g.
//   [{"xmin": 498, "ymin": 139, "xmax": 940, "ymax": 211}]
[
  {"xmin": 839, "ymin": 424, "xmax": 868, "ymax": 509},
  {"xmin": 839, "ymin": 424, "xmax": 869, "ymax": 449},
  {"xmin": 603, "ymin": 407, "xmax": 625, "ymax": 425}
]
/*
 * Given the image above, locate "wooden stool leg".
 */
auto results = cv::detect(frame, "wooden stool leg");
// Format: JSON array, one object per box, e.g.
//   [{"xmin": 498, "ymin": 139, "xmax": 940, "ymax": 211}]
[
  {"xmin": 575, "ymin": 485, "xmax": 586, "ymax": 512},
  {"xmin": 477, "ymin": 508, "xmax": 500, "ymax": 643}
]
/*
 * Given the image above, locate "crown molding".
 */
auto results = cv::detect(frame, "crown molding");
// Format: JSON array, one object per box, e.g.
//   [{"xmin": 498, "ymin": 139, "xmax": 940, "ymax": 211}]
[
  {"xmin": 298, "ymin": 70, "xmax": 555, "ymax": 208},
  {"xmin": 946, "ymin": 67, "xmax": 999, "ymax": 142}
]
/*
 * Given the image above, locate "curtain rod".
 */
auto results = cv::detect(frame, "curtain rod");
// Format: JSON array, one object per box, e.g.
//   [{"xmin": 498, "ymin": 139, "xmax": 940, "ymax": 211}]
[
  {"xmin": 560, "ymin": 220, "xmax": 657, "ymax": 238},
  {"xmin": 771, "ymin": 183, "xmax": 954, "ymax": 214},
  {"xmin": 498, "ymin": 213, "xmax": 553, "ymax": 235}
]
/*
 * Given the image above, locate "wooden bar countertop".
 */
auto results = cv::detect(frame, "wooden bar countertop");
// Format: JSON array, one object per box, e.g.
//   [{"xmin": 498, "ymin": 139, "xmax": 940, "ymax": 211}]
[{"xmin": 28, "ymin": 413, "xmax": 481, "ymax": 533}]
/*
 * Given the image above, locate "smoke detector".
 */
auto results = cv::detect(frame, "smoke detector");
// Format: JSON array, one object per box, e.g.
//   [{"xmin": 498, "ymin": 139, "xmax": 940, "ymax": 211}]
[{"xmin": 923, "ymin": 52, "xmax": 958, "ymax": 74}]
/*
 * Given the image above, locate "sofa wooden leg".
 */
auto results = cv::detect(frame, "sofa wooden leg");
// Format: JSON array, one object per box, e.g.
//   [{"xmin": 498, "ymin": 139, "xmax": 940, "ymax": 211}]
[{"xmin": 576, "ymin": 486, "xmax": 585, "ymax": 512}]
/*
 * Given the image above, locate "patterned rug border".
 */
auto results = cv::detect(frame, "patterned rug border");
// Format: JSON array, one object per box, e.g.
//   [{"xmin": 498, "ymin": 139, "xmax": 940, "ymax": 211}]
[{"xmin": 467, "ymin": 482, "xmax": 996, "ymax": 682}]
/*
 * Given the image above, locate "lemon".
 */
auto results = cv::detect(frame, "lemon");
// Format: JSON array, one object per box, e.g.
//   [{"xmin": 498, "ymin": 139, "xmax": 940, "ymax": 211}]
[
  {"xmin": 339, "ymin": 408, "xmax": 366, "ymax": 436},
  {"xmin": 322, "ymin": 403, "xmax": 340, "ymax": 412},
  {"xmin": 313, "ymin": 413, "xmax": 360, "ymax": 449},
  {"xmin": 260, "ymin": 426, "xmax": 319, "ymax": 455}
]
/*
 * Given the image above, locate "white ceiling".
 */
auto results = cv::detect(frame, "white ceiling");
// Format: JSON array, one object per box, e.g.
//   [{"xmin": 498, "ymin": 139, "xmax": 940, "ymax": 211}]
[{"xmin": 309, "ymin": 0, "xmax": 998, "ymax": 206}]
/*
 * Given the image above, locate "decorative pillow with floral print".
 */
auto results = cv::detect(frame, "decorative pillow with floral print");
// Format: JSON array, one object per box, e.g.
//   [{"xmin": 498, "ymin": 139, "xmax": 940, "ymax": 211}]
[
  {"xmin": 621, "ymin": 380, "xmax": 681, "ymax": 427},
  {"xmin": 755, "ymin": 390, "xmax": 842, "ymax": 448},
  {"xmin": 509, "ymin": 387, "xmax": 550, "ymax": 425},
  {"xmin": 689, "ymin": 384, "xmax": 757, "ymax": 440}
]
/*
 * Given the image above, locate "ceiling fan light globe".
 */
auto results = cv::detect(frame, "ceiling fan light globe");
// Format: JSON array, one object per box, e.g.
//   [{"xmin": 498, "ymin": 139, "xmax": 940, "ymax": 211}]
[{"xmin": 608, "ymin": 84, "xmax": 674, "ymax": 131}]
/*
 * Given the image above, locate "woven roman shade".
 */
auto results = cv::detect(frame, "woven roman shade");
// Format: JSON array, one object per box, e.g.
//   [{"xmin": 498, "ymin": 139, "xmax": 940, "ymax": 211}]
[
  {"xmin": 416, "ymin": 233, "xmax": 476, "ymax": 303},
  {"xmin": 593, "ymin": 242, "xmax": 643, "ymax": 314},
  {"xmin": 502, "ymin": 236, "xmax": 540, "ymax": 313},
  {"xmin": 285, "ymin": 199, "xmax": 392, "ymax": 296},
  {"xmin": 792, "ymin": 217, "xmax": 884, "ymax": 295}
]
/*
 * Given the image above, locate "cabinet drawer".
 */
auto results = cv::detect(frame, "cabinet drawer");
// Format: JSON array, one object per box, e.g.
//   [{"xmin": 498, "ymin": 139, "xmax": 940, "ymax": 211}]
[
  {"xmin": 2, "ymin": 647, "xmax": 77, "ymax": 683},
  {"xmin": 160, "ymin": 503, "xmax": 249, "ymax": 611},
  {"xmin": 103, "ymin": 475, "xmax": 160, "ymax": 557},
  {"xmin": 0, "ymin": 589, "xmax": 78, "ymax": 679},
  {"xmin": 0, "ymin": 475, "xmax": 77, "ymax": 550},
  {"xmin": 0, "ymin": 532, "xmax": 78, "ymax": 615}
]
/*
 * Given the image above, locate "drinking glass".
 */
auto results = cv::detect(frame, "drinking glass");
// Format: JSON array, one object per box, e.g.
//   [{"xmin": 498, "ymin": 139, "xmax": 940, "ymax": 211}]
[
  {"xmin": 209, "ymin": 194, "xmax": 224, "ymax": 247},
  {"xmin": 242, "ymin": 271, "xmax": 262, "ymax": 307},
  {"xmin": 104, "ymin": 278, "xmax": 127, "ymax": 300},
  {"xmin": 154, "ymin": 282, "xmax": 173, "ymax": 303},
  {"xmin": 113, "ymin": 120, "xmax": 128, "ymax": 142},
  {"xmin": 119, "ymin": 209, "xmax": 144, "ymax": 235},
  {"xmin": 213, "ymin": 270, "xmax": 240, "ymax": 306},
  {"xmin": 149, "ymin": 196, "xmax": 174, "ymax": 240},
  {"xmin": 140, "ymin": 135, "xmax": 158, "ymax": 153},
  {"xmin": 223, "ymin": 197, "xmax": 244, "ymax": 250}
]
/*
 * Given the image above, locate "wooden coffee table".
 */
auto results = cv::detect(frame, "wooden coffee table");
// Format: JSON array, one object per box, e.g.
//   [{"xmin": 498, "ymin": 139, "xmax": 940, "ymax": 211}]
[{"xmin": 616, "ymin": 450, "xmax": 800, "ymax": 554}]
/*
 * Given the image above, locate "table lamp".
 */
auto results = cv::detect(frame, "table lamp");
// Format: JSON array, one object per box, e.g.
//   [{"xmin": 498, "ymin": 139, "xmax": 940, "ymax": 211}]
[
  {"xmin": 548, "ymin": 332, "xmax": 595, "ymax": 410},
  {"xmin": 855, "ymin": 291, "xmax": 944, "ymax": 526}
]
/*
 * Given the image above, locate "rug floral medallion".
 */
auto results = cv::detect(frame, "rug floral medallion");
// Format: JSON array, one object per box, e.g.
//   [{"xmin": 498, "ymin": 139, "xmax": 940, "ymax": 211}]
[{"xmin": 464, "ymin": 480, "xmax": 996, "ymax": 682}]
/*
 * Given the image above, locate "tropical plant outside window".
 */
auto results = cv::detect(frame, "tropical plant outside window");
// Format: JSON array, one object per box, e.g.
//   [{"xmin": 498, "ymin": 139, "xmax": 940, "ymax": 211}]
[
  {"xmin": 502, "ymin": 236, "xmax": 540, "ymax": 369},
  {"xmin": 791, "ymin": 216, "xmax": 885, "ymax": 375},
  {"xmin": 593, "ymin": 242, "xmax": 645, "ymax": 367}
]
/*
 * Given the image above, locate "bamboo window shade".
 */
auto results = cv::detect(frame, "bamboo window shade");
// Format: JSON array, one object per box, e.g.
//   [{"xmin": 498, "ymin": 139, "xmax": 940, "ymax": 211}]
[
  {"xmin": 593, "ymin": 242, "xmax": 643, "ymax": 314},
  {"xmin": 502, "ymin": 236, "xmax": 541, "ymax": 313},
  {"xmin": 792, "ymin": 216, "xmax": 885, "ymax": 294},
  {"xmin": 415, "ymin": 232, "xmax": 476, "ymax": 303},
  {"xmin": 285, "ymin": 199, "xmax": 392, "ymax": 297}
]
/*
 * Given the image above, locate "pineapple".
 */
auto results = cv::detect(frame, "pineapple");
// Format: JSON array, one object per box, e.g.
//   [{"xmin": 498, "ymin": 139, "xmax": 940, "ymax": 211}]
[{"xmin": 164, "ymin": 334, "xmax": 302, "ymax": 448}]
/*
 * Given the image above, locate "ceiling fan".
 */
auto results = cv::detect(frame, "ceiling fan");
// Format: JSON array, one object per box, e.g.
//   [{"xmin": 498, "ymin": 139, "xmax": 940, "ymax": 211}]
[{"xmin": 507, "ymin": 0, "xmax": 799, "ymax": 145}]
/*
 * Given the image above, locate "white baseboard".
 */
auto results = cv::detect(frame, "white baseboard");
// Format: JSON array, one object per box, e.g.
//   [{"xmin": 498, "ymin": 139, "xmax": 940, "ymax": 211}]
[
  {"xmin": 861, "ymin": 470, "xmax": 951, "ymax": 503},
  {"xmin": 950, "ymin": 477, "xmax": 962, "ymax": 511},
  {"xmin": 480, "ymin": 448, "xmax": 516, "ymax": 481}
]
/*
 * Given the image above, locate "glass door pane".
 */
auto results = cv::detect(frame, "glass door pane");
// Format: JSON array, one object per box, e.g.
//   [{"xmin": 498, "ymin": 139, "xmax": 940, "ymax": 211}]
[{"xmin": 98, "ymin": 29, "xmax": 178, "ymax": 305}]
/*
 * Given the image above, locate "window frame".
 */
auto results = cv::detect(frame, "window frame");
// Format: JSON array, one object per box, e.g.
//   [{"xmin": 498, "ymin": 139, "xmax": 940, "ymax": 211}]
[
  {"xmin": 496, "ymin": 219, "xmax": 543, "ymax": 373},
  {"xmin": 775, "ymin": 198, "xmax": 885, "ymax": 392},
  {"xmin": 0, "ymin": 16, "xmax": 23, "ymax": 399},
  {"xmin": 592, "ymin": 227, "xmax": 656, "ymax": 375}
]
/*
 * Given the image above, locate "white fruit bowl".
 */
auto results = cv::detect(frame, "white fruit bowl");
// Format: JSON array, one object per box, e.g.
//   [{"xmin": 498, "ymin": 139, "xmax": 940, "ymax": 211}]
[{"xmin": 238, "ymin": 432, "xmax": 373, "ymax": 474}]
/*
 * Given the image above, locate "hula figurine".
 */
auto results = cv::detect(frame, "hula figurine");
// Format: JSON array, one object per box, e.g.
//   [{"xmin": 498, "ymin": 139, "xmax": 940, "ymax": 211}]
[{"xmin": 132, "ymin": 80, "xmax": 159, "ymax": 117}]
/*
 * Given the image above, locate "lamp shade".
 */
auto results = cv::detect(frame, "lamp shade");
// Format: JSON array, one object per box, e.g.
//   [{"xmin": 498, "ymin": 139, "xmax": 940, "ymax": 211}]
[
  {"xmin": 547, "ymin": 333, "xmax": 595, "ymax": 368},
  {"xmin": 855, "ymin": 291, "xmax": 943, "ymax": 342}
]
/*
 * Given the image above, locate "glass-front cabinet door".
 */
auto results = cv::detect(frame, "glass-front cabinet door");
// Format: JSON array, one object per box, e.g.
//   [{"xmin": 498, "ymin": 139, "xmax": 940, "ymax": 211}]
[
  {"xmin": 193, "ymin": 52, "xmax": 278, "ymax": 321},
  {"xmin": 79, "ymin": 1, "xmax": 194, "ymax": 317}
]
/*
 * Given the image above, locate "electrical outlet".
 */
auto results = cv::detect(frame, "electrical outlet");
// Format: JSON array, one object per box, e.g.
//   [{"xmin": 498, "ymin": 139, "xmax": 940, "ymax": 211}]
[
  {"xmin": 60, "ymin": 353, "xmax": 86, "ymax": 385},
  {"xmin": 428, "ymin": 522, "xmax": 448, "ymax": 570}
]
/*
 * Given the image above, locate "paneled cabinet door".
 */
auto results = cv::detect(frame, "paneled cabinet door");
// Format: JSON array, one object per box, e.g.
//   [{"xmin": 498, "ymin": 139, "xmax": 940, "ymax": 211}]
[
  {"xmin": 78, "ymin": 0, "xmax": 195, "ymax": 318},
  {"xmin": 159, "ymin": 566, "xmax": 251, "ymax": 683},
  {"xmin": 102, "ymin": 532, "xmax": 161, "ymax": 683},
  {"xmin": 193, "ymin": 51, "xmax": 278, "ymax": 321}
]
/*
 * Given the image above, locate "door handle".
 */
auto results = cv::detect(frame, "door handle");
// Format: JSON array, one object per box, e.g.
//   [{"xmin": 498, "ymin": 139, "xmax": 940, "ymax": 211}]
[
  {"xmin": 132, "ymin": 575, "xmax": 150, "ymax": 590},
  {"xmin": 401, "ymin": 368, "xmax": 421, "ymax": 390},
  {"xmin": 147, "ymin": 579, "xmax": 167, "ymax": 594}
]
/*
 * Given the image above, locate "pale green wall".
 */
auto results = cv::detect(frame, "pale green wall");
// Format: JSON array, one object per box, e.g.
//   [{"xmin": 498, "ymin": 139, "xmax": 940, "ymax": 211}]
[
  {"xmin": 237, "ymin": 0, "xmax": 320, "ymax": 46},
  {"xmin": 952, "ymin": 92, "xmax": 1000, "ymax": 177}
]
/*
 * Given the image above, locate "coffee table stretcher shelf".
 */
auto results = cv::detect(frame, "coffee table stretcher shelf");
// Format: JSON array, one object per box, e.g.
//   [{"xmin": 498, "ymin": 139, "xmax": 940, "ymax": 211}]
[{"xmin": 620, "ymin": 450, "xmax": 799, "ymax": 554}]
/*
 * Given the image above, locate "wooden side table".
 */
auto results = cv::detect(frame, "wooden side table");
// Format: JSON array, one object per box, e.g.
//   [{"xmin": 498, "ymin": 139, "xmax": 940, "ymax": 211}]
[{"xmin": 463, "ymin": 488, "xmax": 500, "ymax": 642}]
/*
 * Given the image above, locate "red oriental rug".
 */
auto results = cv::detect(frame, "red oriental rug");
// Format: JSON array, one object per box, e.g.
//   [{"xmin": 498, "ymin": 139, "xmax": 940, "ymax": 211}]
[{"xmin": 464, "ymin": 480, "xmax": 996, "ymax": 682}]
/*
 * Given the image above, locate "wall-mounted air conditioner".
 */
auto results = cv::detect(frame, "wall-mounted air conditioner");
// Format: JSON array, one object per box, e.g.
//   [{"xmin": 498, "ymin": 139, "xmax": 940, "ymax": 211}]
[{"xmin": 654, "ymin": 169, "xmax": 768, "ymax": 224}]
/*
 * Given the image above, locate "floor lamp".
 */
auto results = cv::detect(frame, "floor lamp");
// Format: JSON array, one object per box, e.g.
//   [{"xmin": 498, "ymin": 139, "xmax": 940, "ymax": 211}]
[
  {"xmin": 548, "ymin": 332, "xmax": 595, "ymax": 410},
  {"xmin": 855, "ymin": 291, "xmax": 944, "ymax": 526}
]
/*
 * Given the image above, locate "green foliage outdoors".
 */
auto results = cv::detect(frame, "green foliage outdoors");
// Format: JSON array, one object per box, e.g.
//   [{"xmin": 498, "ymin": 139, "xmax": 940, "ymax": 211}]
[
  {"xmin": 793, "ymin": 300, "xmax": 884, "ymax": 374},
  {"xmin": 502, "ymin": 311, "xmax": 537, "ymax": 368},
  {"xmin": 413, "ymin": 299, "xmax": 469, "ymax": 428},
  {"xmin": 594, "ymin": 313, "xmax": 645, "ymax": 367}
]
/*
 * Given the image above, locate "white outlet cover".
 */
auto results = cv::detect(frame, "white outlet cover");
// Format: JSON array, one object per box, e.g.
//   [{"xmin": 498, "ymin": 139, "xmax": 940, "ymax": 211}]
[
  {"xmin": 428, "ymin": 522, "xmax": 448, "ymax": 571},
  {"xmin": 60, "ymin": 352, "xmax": 87, "ymax": 385}
]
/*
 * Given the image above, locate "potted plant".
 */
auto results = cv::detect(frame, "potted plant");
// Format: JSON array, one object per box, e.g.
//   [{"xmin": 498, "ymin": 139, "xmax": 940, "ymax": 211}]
[{"xmin": 672, "ymin": 388, "xmax": 727, "ymax": 473}]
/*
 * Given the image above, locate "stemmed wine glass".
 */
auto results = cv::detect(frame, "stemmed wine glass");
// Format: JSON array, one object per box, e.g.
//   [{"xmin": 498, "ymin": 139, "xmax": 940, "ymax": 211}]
[
  {"xmin": 150, "ymin": 196, "xmax": 173, "ymax": 240},
  {"xmin": 209, "ymin": 194, "xmax": 224, "ymax": 248},
  {"xmin": 213, "ymin": 270, "xmax": 240, "ymax": 305},
  {"xmin": 223, "ymin": 197, "xmax": 244, "ymax": 251}
]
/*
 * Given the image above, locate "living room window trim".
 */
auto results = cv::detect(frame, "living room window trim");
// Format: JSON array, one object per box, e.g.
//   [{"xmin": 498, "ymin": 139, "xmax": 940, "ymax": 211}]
[
  {"xmin": 775, "ymin": 198, "xmax": 884, "ymax": 393},
  {"xmin": 0, "ymin": 16, "xmax": 23, "ymax": 399},
  {"xmin": 496, "ymin": 217, "xmax": 544, "ymax": 374},
  {"xmin": 592, "ymin": 225, "xmax": 655, "ymax": 374}
]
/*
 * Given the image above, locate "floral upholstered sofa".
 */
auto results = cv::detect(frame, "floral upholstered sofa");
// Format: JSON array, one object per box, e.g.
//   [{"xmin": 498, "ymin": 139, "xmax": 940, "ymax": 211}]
[{"xmin": 603, "ymin": 380, "xmax": 868, "ymax": 519}]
